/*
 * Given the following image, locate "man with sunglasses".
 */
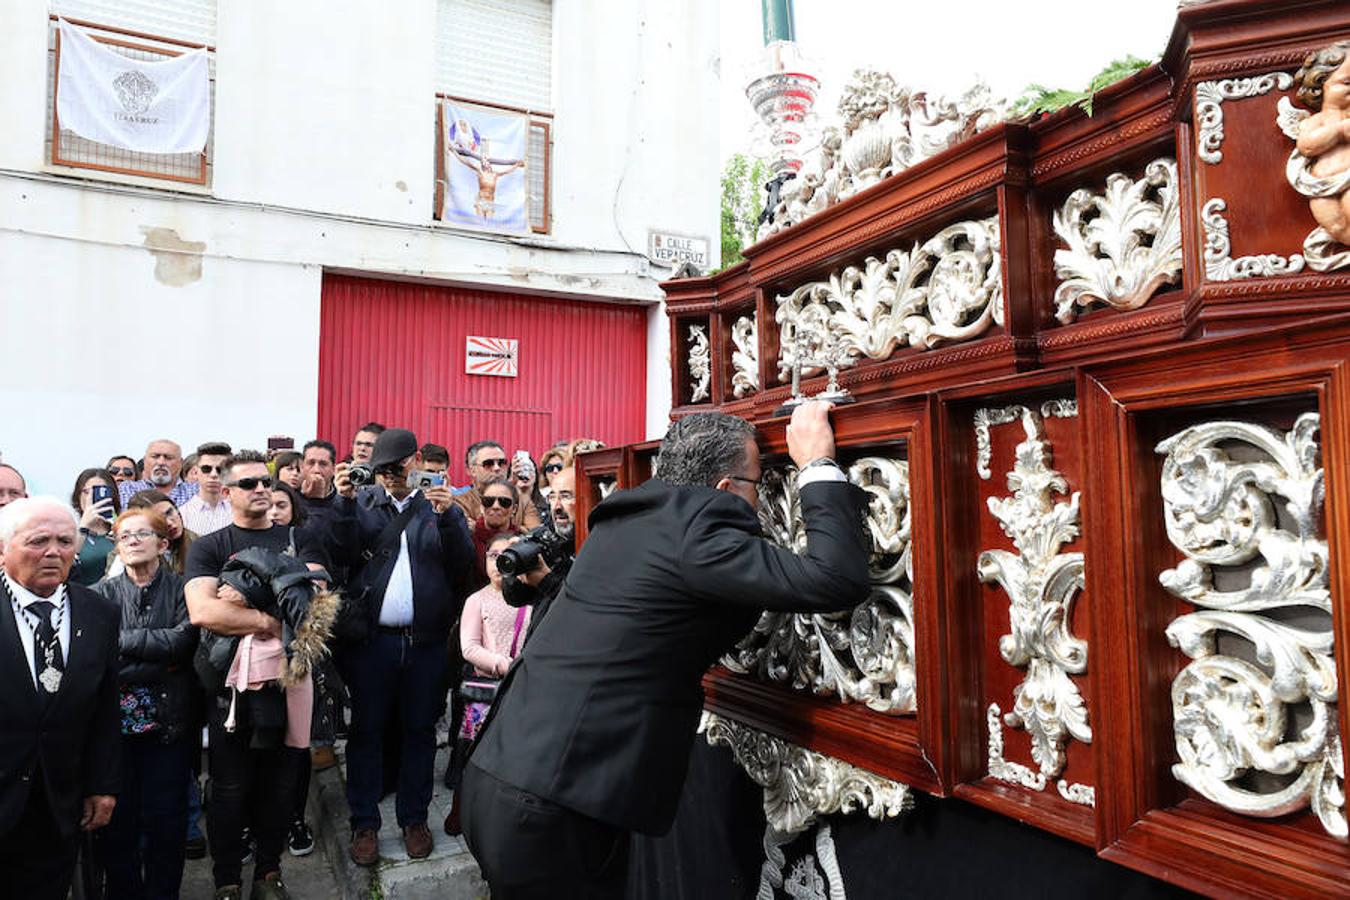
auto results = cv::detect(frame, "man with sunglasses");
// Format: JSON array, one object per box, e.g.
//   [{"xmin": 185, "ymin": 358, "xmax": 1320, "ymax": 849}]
[
  {"xmin": 184, "ymin": 450, "xmax": 330, "ymax": 900},
  {"xmin": 329, "ymin": 428, "xmax": 474, "ymax": 866},
  {"xmin": 450, "ymin": 441, "xmax": 508, "ymax": 522},
  {"xmin": 179, "ymin": 442, "xmax": 233, "ymax": 536}
]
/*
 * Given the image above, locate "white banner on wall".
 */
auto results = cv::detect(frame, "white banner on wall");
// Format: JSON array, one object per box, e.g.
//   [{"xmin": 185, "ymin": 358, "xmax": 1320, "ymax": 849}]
[
  {"xmin": 441, "ymin": 100, "xmax": 529, "ymax": 233},
  {"xmin": 465, "ymin": 336, "xmax": 519, "ymax": 377},
  {"xmin": 56, "ymin": 18, "xmax": 210, "ymax": 154}
]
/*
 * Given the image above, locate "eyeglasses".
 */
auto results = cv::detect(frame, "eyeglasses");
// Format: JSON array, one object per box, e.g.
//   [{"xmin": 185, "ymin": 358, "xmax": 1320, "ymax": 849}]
[
  {"xmin": 543, "ymin": 463, "xmax": 564, "ymax": 474},
  {"xmin": 728, "ymin": 475, "xmax": 762, "ymax": 486},
  {"xmin": 552, "ymin": 491, "xmax": 575, "ymax": 503},
  {"xmin": 227, "ymin": 476, "xmax": 273, "ymax": 490},
  {"xmin": 482, "ymin": 495, "xmax": 514, "ymax": 509},
  {"xmin": 480, "ymin": 458, "xmax": 509, "ymax": 469},
  {"xmin": 198, "ymin": 464, "xmax": 221, "ymax": 475},
  {"xmin": 117, "ymin": 530, "xmax": 158, "ymax": 544},
  {"xmin": 109, "ymin": 466, "xmax": 135, "ymax": 476}
]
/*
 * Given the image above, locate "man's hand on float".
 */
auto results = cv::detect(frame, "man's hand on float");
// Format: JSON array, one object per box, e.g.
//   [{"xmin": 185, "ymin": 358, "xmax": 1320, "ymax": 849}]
[{"xmin": 786, "ymin": 400, "xmax": 837, "ymax": 468}]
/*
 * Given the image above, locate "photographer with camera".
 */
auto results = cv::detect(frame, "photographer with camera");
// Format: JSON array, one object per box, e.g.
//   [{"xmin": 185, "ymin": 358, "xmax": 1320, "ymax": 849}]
[
  {"xmin": 329, "ymin": 429, "xmax": 473, "ymax": 866},
  {"xmin": 498, "ymin": 465, "xmax": 578, "ymax": 643}
]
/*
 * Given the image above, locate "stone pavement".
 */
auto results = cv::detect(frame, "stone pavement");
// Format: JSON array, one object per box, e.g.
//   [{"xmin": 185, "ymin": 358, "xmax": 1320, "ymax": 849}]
[
  {"xmin": 311, "ymin": 743, "xmax": 488, "ymax": 900},
  {"xmin": 181, "ymin": 742, "xmax": 486, "ymax": 899}
]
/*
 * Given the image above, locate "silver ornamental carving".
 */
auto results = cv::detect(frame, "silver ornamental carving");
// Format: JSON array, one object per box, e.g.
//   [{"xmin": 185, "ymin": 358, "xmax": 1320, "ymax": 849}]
[
  {"xmin": 1157, "ymin": 413, "xmax": 1345, "ymax": 838},
  {"xmin": 976, "ymin": 403, "xmax": 1092, "ymax": 782},
  {"xmin": 702, "ymin": 712, "xmax": 913, "ymax": 835},
  {"xmin": 687, "ymin": 324, "xmax": 711, "ymax": 403},
  {"xmin": 760, "ymin": 70, "xmax": 1007, "ymax": 240},
  {"xmin": 1201, "ymin": 198, "xmax": 1305, "ymax": 281},
  {"xmin": 1194, "ymin": 72, "xmax": 1294, "ymax": 165},
  {"xmin": 731, "ymin": 315, "xmax": 760, "ymax": 398},
  {"xmin": 723, "ymin": 457, "xmax": 917, "ymax": 715},
  {"xmin": 776, "ymin": 216, "xmax": 1003, "ymax": 386},
  {"xmin": 1052, "ymin": 158, "xmax": 1183, "ymax": 323}
]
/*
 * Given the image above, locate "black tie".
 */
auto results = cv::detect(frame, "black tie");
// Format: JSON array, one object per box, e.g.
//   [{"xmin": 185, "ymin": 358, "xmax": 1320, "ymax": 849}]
[{"xmin": 28, "ymin": 601, "xmax": 64, "ymax": 696}]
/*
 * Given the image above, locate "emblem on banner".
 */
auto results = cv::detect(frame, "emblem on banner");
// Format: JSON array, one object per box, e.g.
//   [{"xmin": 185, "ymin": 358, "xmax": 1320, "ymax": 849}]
[{"xmin": 112, "ymin": 70, "xmax": 158, "ymax": 115}]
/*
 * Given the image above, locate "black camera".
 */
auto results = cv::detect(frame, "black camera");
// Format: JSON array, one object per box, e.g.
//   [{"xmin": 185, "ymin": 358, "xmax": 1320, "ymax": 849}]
[
  {"xmin": 497, "ymin": 524, "xmax": 571, "ymax": 577},
  {"xmin": 347, "ymin": 463, "xmax": 376, "ymax": 488}
]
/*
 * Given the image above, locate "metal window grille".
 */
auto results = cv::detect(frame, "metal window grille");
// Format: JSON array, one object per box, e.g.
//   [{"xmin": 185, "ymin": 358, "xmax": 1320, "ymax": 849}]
[
  {"xmin": 46, "ymin": 19, "xmax": 215, "ymax": 186},
  {"xmin": 435, "ymin": 95, "xmax": 552, "ymax": 234}
]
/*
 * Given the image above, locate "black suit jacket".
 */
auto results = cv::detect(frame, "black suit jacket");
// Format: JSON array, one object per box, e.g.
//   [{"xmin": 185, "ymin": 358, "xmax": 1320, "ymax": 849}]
[
  {"xmin": 0, "ymin": 579, "xmax": 121, "ymax": 837},
  {"xmin": 470, "ymin": 477, "xmax": 870, "ymax": 835}
]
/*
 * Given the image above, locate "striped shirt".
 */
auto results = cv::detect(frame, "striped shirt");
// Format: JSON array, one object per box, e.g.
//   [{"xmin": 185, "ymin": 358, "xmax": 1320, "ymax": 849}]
[{"xmin": 118, "ymin": 478, "xmax": 199, "ymax": 509}]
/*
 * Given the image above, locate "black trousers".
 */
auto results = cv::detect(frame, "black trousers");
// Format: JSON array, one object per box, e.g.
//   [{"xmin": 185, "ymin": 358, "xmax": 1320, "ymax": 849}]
[
  {"xmin": 97, "ymin": 733, "xmax": 192, "ymax": 900},
  {"xmin": 0, "ymin": 776, "xmax": 80, "ymax": 900},
  {"xmin": 206, "ymin": 706, "xmax": 299, "ymax": 888},
  {"xmin": 460, "ymin": 762, "xmax": 629, "ymax": 900}
]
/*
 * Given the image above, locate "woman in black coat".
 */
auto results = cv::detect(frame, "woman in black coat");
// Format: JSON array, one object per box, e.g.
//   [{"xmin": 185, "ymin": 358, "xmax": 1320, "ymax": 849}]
[{"xmin": 93, "ymin": 508, "xmax": 199, "ymax": 900}]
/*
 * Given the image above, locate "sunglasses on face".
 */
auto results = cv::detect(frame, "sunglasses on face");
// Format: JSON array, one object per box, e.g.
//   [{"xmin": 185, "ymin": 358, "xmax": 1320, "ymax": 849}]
[
  {"xmin": 543, "ymin": 462, "xmax": 564, "ymax": 474},
  {"xmin": 110, "ymin": 466, "xmax": 135, "ymax": 476},
  {"xmin": 198, "ymin": 464, "xmax": 221, "ymax": 475},
  {"xmin": 228, "ymin": 476, "xmax": 273, "ymax": 490},
  {"xmin": 482, "ymin": 495, "xmax": 514, "ymax": 509},
  {"xmin": 480, "ymin": 458, "xmax": 509, "ymax": 469}
]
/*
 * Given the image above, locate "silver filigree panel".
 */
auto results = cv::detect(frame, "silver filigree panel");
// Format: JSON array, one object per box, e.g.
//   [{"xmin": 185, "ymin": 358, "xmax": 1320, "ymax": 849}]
[
  {"xmin": 1195, "ymin": 72, "xmax": 1293, "ymax": 165},
  {"xmin": 702, "ymin": 712, "xmax": 913, "ymax": 836},
  {"xmin": 731, "ymin": 315, "xmax": 760, "ymax": 398},
  {"xmin": 687, "ymin": 324, "xmax": 711, "ymax": 403},
  {"xmin": 977, "ymin": 402, "xmax": 1092, "ymax": 783},
  {"xmin": 724, "ymin": 457, "xmax": 917, "ymax": 715},
  {"xmin": 1157, "ymin": 413, "xmax": 1345, "ymax": 838},
  {"xmin": 1052, "ymin": 158, "xmax": 1183, "ymax": 323},
  {"xmin": 775, "ymin": 216, "xmax": 1003, "ymax": 385},
  {"xmin": 760, "ymin": 70, "xmax": 1008, "ymax": 240}
]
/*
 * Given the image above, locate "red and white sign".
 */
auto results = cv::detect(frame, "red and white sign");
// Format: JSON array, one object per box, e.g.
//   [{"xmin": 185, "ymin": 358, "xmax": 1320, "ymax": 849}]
[{"xmin": 465, "ymin": 335, "xmax": 518, "ymax": 377}]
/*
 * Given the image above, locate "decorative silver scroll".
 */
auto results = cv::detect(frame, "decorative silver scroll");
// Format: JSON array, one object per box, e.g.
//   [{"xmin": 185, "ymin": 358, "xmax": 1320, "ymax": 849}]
[
  {"xmin": 688, "ymin": 324, "xmax": 711, "ymax": 403},
  {"xmin": 775, "ymin": 216, "xmax": 1003, "ymax": 386},
  {"xmin": 760, "ymin": 69, "xmax": 1008, "ymax": 240},
  {"xmin": 731, "ymin": 315, "xmax": 760, "ymax": 399},
  {"xmin": 703, "ymin": 712, "xmax": 912, "ymax": 900},
  {"xmin": 1052, "ymin": 158, "xmax": 1183, "ymax": 323},
  {"xmin": 723, "ymin": 457, "xmax": 917, "ymax": 715},
  {"xmin": 703, "ymin": 712, "xmax": 913, "ymax": 836},
  {"xmin": 1157, "ymin": 413, "xmax": 1345, "ymax": 838},
  {"xmin": 977, "ymin": 402, "xmax": 1092, "ymax": 785},
  {"xmin": 1194, "ymin": 71, "xmax": 1294, "ymax": 165},
  {"xmin": 1201, "ymin": 198, "xmax": 1305, "ymax": 281}
]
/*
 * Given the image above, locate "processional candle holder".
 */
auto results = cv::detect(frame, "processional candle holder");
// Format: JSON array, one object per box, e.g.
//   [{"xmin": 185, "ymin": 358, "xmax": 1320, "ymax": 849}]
[{"xmin": 772, "ymin": 325, "xmax": 856, "ymax": 417}]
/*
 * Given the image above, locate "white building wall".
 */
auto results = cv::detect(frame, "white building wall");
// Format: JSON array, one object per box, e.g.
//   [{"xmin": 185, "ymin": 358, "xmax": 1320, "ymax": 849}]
[{"xmin": 0, "ymin": 0, "xmax": 718, "ymax": 493}]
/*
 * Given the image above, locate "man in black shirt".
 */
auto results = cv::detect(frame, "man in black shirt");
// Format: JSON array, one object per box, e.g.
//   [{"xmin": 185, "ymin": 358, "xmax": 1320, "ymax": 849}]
[{"xmin": 185, "ymin": 450, "xmax": 327, "ymax": 900}]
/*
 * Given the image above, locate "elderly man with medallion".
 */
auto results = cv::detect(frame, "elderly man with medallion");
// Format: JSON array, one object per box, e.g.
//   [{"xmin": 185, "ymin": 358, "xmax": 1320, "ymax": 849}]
[{"xmin": 0, "ymin": 497, "xmax": 121, "ymax": 899}]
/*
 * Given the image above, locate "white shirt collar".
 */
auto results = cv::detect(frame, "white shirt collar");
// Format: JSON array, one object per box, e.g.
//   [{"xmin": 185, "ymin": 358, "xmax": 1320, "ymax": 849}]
[
  {"xmin": 1, "ymin": 569, "xmax": 67, "ymax": 611},
  {"xmin": 385, "ymin": 488, "xmax": 421, "ymax": 512}
]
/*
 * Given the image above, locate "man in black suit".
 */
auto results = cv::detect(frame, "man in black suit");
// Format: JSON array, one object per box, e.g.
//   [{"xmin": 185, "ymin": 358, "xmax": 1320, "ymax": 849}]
[
  {"xmin": 461, "ymin": 401, "xmax": 870, "ymax": 898},
  {"xmin": 0, "ymin": 497, "xmax": 121, "ymax": 900}
]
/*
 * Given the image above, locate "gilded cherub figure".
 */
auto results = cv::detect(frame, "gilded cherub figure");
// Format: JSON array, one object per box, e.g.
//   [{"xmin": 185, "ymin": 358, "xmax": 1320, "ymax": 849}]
[{"xmin": 1291, "ymin": 41, "xmax": 1350, "ymax": 246}]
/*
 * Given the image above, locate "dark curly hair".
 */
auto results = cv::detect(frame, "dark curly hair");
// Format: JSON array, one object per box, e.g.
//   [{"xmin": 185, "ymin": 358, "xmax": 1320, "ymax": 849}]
[
  {"xmin": 653, "ymin": 412, "xmax": 756, "ymax": 487},
  {"xmin": 1295, "ymin": 41, "xmax": 1350, "ymax": 111}
]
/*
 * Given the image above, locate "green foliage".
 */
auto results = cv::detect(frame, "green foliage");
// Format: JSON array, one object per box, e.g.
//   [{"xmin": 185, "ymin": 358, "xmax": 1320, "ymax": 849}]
[
  {"xmin": 1013, "ymin": 55, "xmax": 1156, "ymax": 119},
  {"xmin": 719, "ymin": 153, "xmax": 772, "ymax": 271}
]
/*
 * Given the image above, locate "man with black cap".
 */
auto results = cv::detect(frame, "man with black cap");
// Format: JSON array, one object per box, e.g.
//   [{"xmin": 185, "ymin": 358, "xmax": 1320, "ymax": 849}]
[{"xmin": 330, "ymin": 428, "xmax": 473, "ymax": 865}]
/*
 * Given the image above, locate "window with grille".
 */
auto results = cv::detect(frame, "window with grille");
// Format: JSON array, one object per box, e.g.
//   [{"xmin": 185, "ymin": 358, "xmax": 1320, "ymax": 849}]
[
  {"xmin": 46, "ymin": 3, "xmax": 216, "ymax": 187},
  {"xmin": 435, "ymin": 0, "xmax": 552, "ymax": 233}
]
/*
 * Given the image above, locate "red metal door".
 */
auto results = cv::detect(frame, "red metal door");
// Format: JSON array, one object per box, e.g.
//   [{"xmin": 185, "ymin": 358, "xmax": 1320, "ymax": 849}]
[{"xmin": 317, "ymin": 274, "xmax": 648, "ymax": 485}]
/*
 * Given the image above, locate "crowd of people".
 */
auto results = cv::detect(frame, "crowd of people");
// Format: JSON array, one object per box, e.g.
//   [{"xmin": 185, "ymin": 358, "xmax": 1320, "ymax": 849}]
[{"xmin": 0, "ymin": 423, "xmax": 597, "ymax": 900}]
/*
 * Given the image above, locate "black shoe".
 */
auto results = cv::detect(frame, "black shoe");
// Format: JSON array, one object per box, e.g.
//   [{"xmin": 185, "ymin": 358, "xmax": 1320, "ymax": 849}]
[
  {"xmin": 287, "ymin": 820, "xmax": 315, "ymax": 858},
  {"xmin": 185, "ymin": 835, "xmax": 207, "ymax": 860},
  {"xmin": 241, "ymin": 827, "xmax": 254, "ymax": 866}
]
